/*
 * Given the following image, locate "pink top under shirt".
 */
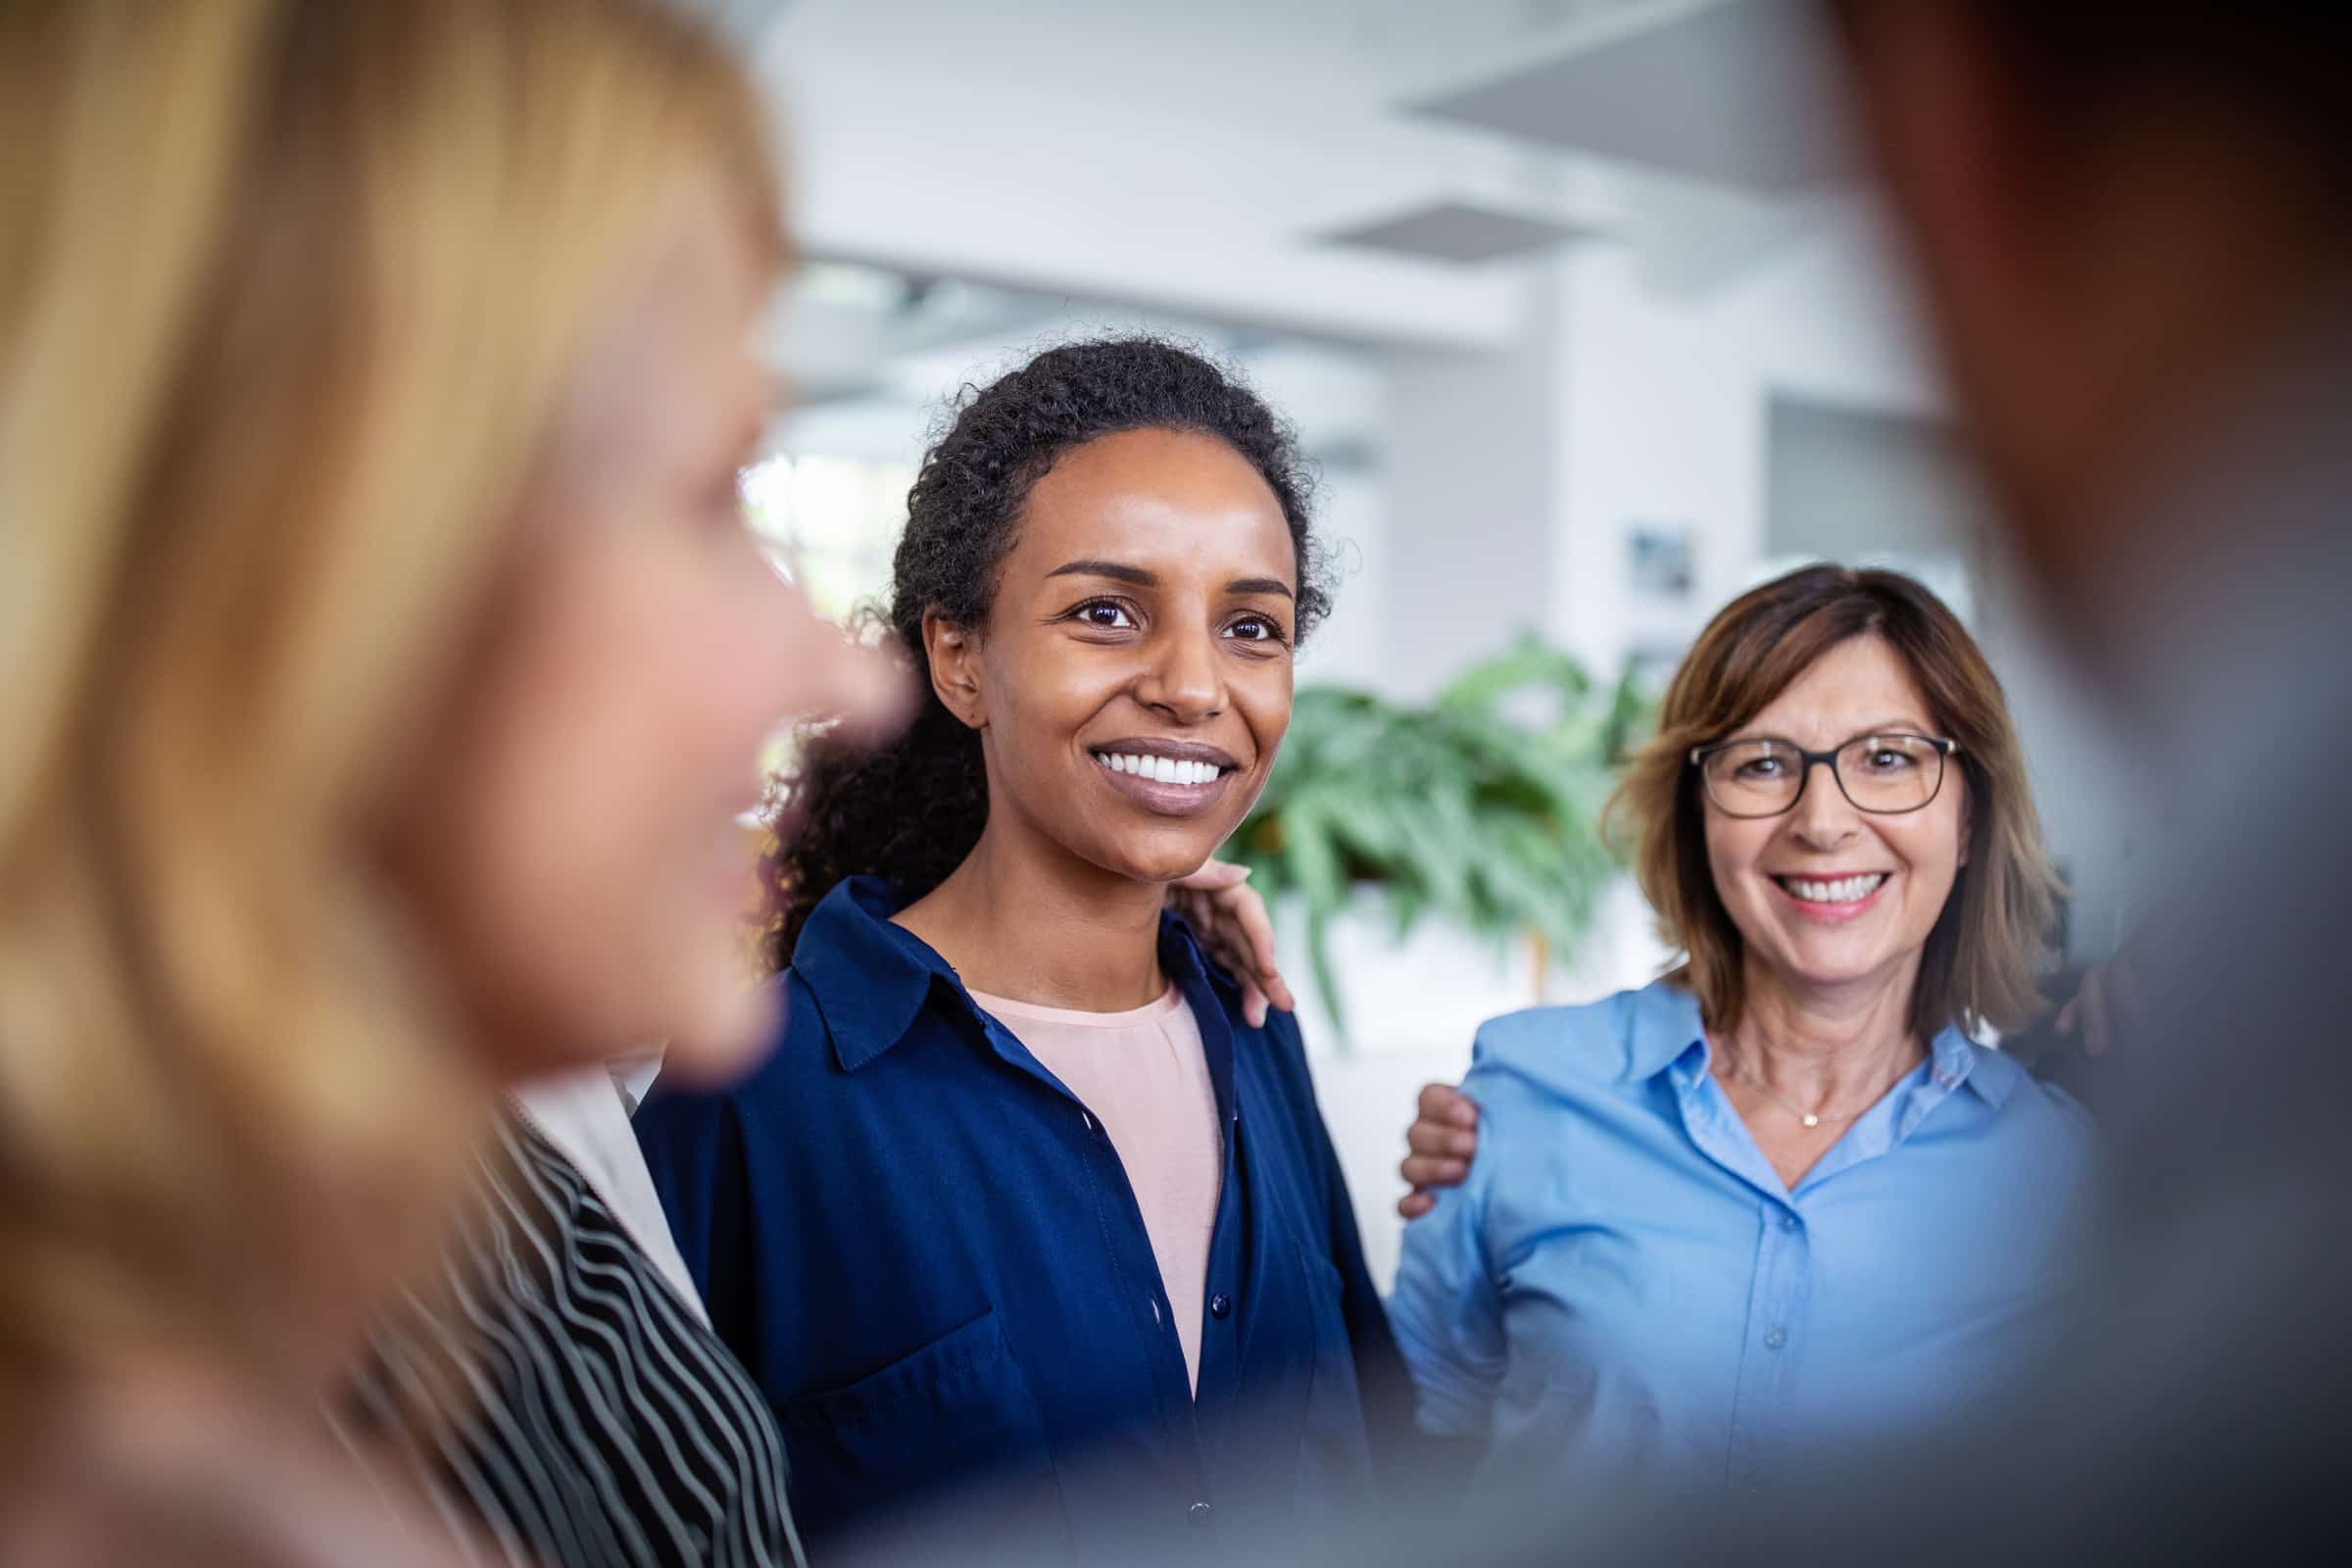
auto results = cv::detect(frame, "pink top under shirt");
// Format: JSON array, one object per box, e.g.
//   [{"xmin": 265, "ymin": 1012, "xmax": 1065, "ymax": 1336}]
[{"xmin": 966, "ymin": 984, "xmax": 1222, "ymax": 1396}]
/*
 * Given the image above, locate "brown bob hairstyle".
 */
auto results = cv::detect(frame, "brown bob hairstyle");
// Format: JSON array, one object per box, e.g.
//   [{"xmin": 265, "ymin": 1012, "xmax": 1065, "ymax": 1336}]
[{"xmin": 1609, "ymin": 564, "xmax": 2061, "ymax": 1040}]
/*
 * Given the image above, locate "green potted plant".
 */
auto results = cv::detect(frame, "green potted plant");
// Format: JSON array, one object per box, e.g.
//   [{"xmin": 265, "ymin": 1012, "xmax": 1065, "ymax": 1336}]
[{"xmin": 1228, "ymin": 637, "xmax": 1650, "ymax": 1042}]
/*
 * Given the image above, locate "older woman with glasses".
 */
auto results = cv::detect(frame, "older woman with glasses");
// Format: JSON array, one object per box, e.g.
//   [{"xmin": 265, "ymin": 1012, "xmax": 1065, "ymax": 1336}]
[{"xmin": 1385, "ymin": 564, "xmax": 2101, "ymax": 1497}]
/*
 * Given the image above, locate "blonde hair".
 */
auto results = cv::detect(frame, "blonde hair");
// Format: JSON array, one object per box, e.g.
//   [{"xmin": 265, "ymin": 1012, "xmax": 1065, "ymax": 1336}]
[
  {"xmin": 1608, "ymin": 564, "xmax": 2062, "ymax": 1040},
  {"xmin": 0, "ymin": 0, "xmax": 783, "ymax": 1431}
]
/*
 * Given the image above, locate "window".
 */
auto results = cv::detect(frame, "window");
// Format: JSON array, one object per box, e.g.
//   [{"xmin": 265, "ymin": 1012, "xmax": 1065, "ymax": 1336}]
[{"xmin": 741, "ymin": 452, "xmax": 914, "ymax": 621}]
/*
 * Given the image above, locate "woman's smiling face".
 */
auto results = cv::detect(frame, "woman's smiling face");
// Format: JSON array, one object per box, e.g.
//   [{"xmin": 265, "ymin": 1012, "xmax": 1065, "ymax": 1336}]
[
  {"xmin": 1702, "ymin": 634, "xmax": 1969, "ymax": 1001},
  {"xmin": 926, "ymin": 426, "xmax": 1299, "ymax": 885}
]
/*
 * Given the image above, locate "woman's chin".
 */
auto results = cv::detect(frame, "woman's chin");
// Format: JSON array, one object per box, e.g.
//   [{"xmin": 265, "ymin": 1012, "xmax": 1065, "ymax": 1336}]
[
  {"xmin": 653, "ymin": 976, "xmax": 781, "ymax": 1089},
  {"xmin": 1066, "ymin": 825, "xmax": 1233, "ymax": 887},
  {"xmin": 1109, "ymin": 847, "xmax": 1220, "ymax": 886},
  {"xmin": 1762, "ymin": 942, "xmax": 1914, "ymax": 997}
]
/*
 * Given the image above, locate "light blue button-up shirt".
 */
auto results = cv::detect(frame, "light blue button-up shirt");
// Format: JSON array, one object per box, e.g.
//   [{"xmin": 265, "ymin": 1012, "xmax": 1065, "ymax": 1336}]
[{"xmin": 1388, "ymin": 979, "xmax": 2101, "ymax": 1494}]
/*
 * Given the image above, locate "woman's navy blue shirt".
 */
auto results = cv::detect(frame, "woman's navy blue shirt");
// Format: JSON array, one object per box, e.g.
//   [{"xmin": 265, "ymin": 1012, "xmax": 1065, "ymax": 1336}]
[{"xmin": 634, "ymin": 878, "xmax": 1409, "ymax": 1559}]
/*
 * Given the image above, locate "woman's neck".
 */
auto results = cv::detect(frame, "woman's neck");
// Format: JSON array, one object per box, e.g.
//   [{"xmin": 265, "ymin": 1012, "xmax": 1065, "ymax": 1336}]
[
  {"xmin": 893, "ymin": 816, "xmax": 1169, "ymax": 1012},
  {"xmin": 1716, "ymin": 957, "xmax": 1926, "ymax": 1111}
]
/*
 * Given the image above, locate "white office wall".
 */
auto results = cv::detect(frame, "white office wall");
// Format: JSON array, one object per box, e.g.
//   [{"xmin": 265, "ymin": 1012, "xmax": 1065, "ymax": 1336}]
[
  {"xmin": 1316, "ymin": 201, "xmax": 2157, "ymax": 1289},
  {"xmin": 736, "ymin": 5, "xmax": 2151, "ymax": 1285}
]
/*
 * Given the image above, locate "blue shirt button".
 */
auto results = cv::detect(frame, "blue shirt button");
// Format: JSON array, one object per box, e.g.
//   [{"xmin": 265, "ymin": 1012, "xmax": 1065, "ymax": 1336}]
[
  {"xmin": 1209, "ymin": 1292, "xmax": 1233, "ymax": 1320},
  {"xmin": 1189, "ymin": 1501, "xmax": 1214, "ymax": 1524},
  {"xmin": 1764, "ymin": 1327, "xmax": 1789, "ymax": 1350},
  {"xmin": 1780, "ymin": 1211, "xmax": 1799, "ymax": 1232}
]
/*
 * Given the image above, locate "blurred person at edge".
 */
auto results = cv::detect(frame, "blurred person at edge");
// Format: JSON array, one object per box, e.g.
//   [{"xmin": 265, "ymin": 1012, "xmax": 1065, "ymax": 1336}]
[
  {"xmin": 1384, "ymin": 564, "xmax": 2100, "ymax": 1499},
  {"xmin": 1340, "ymin": 3, "xmax": 2352, "ymax": 1563},
  {"xmin": 0, "ymin": 4, "xmax": 1295, "ymax": 1564},
  {"xmin": 1790, "ymin": 2, "xmax": 2352, "ymax": 1551},
  {"xmin": 0, "ymin": 0, "xmax": 885, "ymax": 1557}
]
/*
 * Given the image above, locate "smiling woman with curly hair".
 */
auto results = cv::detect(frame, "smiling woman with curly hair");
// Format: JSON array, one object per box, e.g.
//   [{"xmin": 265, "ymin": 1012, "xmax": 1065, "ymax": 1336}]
[{"xmin": 636, "ymin": 335, "xmax": 1415, "ymax": 1562}]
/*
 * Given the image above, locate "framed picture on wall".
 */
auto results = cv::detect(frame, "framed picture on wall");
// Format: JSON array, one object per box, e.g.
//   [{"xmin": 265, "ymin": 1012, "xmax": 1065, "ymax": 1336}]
[{"xmin": 1627, "ymin": 523, "xmax": 1695, "ymax": 601}]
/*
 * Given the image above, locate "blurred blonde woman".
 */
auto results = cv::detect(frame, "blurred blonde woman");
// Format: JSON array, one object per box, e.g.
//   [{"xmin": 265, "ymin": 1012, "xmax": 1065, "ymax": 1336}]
[{"xmin": 0, "ymin": 1, "xmax": 897, "ymax": 1560}]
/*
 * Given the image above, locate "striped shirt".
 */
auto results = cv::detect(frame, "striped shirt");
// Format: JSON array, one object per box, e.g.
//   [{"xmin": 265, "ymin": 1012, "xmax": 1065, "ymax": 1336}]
[{"xmin": 346, "ymin": 1113, "xmax": 804, "ymax": 1568}]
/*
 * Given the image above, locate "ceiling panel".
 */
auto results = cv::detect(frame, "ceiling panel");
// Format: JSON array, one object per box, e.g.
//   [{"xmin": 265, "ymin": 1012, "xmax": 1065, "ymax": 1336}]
[
  {"xmin": 1320, "ymin": 201, "xmax": 1599, "ymax": 264},
  {"xmin": 1413, "ymin": 0, "xmax": 1848, "ymax": 194}
]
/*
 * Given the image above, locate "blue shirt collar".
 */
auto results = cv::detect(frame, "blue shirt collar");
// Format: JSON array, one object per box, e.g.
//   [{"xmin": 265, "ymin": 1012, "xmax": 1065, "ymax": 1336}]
[
  {"xmin": 1944, "ymin": 1027, "xmax": 2024, "ymax": 1108},
  {"xmin": 1625, "ymin": 974, "xmax": 2020, "ymax": 1108},
  {"xmin": 1627, "ymin": 979, "xmax": 1707, "ymax": 1081},
  {"xmin": 790, "ymin": 876, "xmax": 1229, "ymax": 1074}
]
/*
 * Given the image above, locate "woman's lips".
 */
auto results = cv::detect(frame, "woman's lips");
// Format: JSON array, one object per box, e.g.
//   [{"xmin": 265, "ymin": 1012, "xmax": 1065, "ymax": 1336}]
[
  {"xmin": 1090, "ymin": 750, "xmax": 1237, "ymax": 818},
  {"xmin": 1771, "ymin": 870, "xmax": 1891, "ymax": 923}
]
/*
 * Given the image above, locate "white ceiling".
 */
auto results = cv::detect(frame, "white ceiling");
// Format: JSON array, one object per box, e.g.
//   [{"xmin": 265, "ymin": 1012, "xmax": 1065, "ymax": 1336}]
[
  {"xmin": 1415, "ymin": 0, "xmax": 1849, "ymax": 192},
  {"xmin": 736, "ymin": 0, "xmax": 1868, "ymax": 459},
  {"xmin": 745, "ymin": 0, "xmax": 1696, "ymax": 349}
]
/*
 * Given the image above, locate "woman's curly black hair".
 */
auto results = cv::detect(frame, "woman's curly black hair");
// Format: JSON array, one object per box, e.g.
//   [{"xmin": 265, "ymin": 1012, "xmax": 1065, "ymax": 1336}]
[{"xmin": 764, "ymin": 335, "xmax": 1332, "ymax": 969}]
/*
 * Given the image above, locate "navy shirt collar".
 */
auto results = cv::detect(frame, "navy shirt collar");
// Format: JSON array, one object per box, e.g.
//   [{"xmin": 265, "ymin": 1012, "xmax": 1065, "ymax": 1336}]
[
  {"xmin": 790, "ymin": 878, "xmax": 955, "ymax": 1072},
  {"xmin": 792, "ymin": 876, "xmax": 1233, "ymax": 1075}
]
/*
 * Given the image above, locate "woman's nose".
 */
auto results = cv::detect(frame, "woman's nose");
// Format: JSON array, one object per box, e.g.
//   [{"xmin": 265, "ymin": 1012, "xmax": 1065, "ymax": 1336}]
[
  {"xmin": 1787, "ymin": 757, "xmax": 1862, "ymax": 848},
  {"xmin": 762, "ymin": 579, "xmax": 915, "ymax": 744},
  {"xmin": 821, "ymin": 629, "xmax": 916, "ymax": 745},
  {"xmin": 1136, "ymin": 626, "xmax": 1223, "ymax": 722}
]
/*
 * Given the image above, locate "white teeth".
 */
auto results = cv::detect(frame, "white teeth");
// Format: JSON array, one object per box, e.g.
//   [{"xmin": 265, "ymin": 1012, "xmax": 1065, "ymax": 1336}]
[
  {"xmin": 1782, "ymin": 873, "xmax": 1887, "ymax": 905},
  {"xmin": 1094, "ymin": 752, "xmax": 1225, "ymax": 786}
]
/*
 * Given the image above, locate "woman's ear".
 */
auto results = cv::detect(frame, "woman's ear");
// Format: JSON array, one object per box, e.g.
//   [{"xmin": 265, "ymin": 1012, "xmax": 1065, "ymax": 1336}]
[{"xmin": 922, "ymin": 610, "xmax": 987, "ymax": 730}]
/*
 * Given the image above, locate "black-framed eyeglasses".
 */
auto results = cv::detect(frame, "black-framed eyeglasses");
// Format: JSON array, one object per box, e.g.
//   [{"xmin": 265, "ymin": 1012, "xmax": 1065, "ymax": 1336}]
[{"xmin": 1688, "ymin": 732, "xmax": 1961, "ymax": 818}]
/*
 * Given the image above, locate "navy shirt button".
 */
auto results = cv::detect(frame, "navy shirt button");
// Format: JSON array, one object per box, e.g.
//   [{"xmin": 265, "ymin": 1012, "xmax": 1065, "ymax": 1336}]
[
  {"xmin": 1189, "ymin": 1501, "xmax": 1214, "ymax": 1524},
  {"xmin": 1209, "ymin": 1292, "xmax": 1232, "ymax": 1320}
]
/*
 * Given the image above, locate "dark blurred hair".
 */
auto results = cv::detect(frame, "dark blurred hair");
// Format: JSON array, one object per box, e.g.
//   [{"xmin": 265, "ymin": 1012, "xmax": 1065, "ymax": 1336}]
[
  {"xmin": 1826, "ymin": 2, "xmax": 2352, "ymax": 185},
  {"xmin": 1609, "ymin": 564, "xmax": 2060, "ymax": 1040},
  {"xmin": 763, "ymin": 336, "xmax": 1328, "ymax": 968}
]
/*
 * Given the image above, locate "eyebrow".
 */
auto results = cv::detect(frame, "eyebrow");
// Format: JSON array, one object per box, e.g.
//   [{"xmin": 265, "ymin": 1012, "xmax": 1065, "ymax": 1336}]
[
  {"xmin": 1046, "ymin": 560, "xmax": 1296, "ymax": 600},
  {"xmin": 1225, "ymin": 576, "xmax": 1296, "ymax": 601},
  {"xmin": 1731, "ymin": 719, "xmax": 1937, "ymax": 744},
  {"xmin": 1047, "ymin": 559, "xmax": 1155, "ymax": 587}
]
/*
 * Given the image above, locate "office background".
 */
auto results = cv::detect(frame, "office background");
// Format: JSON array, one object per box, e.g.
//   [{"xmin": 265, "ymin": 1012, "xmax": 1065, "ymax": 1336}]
[{"xmin": 699, "ymin": 0, "xmax": 2156, "ymax": 1285}]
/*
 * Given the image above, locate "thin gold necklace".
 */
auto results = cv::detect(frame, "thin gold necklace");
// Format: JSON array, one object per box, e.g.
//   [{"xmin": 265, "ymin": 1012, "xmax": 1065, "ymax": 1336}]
[
  {"xmin": 1713, "ymin": 1043, "xmax": 1921, "ymax": 1129},
  {"xmin": 1732, "ymin": 1073, "xmax": 1869, "ymax": 1129}
]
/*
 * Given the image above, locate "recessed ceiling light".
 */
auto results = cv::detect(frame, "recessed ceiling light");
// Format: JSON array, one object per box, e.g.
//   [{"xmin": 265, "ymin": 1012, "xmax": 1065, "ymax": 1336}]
[{"xmin": 1319, "ymin": 201, "xmax": 1597, "ymax": 265}]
